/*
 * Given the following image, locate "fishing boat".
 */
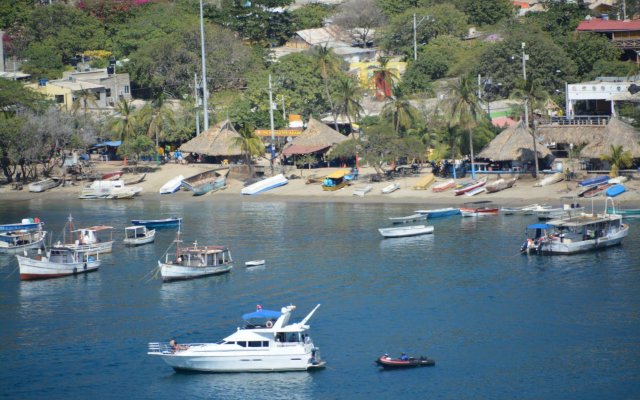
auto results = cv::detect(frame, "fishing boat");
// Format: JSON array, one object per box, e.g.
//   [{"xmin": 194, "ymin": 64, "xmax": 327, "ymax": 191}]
[
  {"xmin": 375, "ymin": 354, "xmax": 435, "ymax": 369},
  {"xmin": 157, "ymin": 231, "xmax": 233, "ymax": 282},
  {"xmin": 108, "ymin": 186, "xmax": 142, "ymax": 199},
  {"xmin": 465, "ymin": 186, "xmax": 486, "ymax": 196},
  {"xmin": 454, "ymin": 177, "xmax": 487, "ymax": 196},
  {"xmin": 123, "ymin": 173, "xmax": 146, "ymax": 185},
  {"xmin": 100, "ymin": 170, "xmax": 124, "ymax": 180},
  {"xmin": 353, "ymin": 185, "xmax": 373, "ymax": 197},
  {"xmin": 55, "ymin": 216, "xmax": 114, "ymax": 254},
  {"xmin": 413, "ymin": 173, "xmax": 435, "ymax": 190},
  {"xmin": 608, "ymin": 176, "xmax": 628, "ymax": 184},
  {"xmin": 486, "ymin": 177, "xmax": 517, "ymax": 193},
  {"xmin": 16, "ymin": 246, "xmax": 101, "ymax": 281},
  {"xmin": 0, "ymin": 218, "xmax": 42, "ymax": 232},
  {"xmin": 535, "ymin": 204, "xmax": 584, "ymax": 220},
  {"xmin": 533, "ymin": 172, "xmax": 563, "ymax": 187},
  {"xmin": 501, "ymin": 204, "xmax": 549, "ymax": 215},
  {"xmin": 0, "ymin": 228, "xmax": 46, "ymax": 254},
  {"xmin": 378, "ymin": 225, "xmax": 434, "ymax": 238},
  {"xmin": 148, "ymin": 304, "xmax": 325, "ymax": 372},
  {"xmin": 322, "ymin": 170, "xmax": 350, "ymax": 191},
  {"xmin": 28, "ymin": 177, "xmax": 61, "ymax": 193},
  {"xmin": 459, "ymin": 207, "xmax": 499, "ymax": 217},
  {"xmin": 181, "ymin": 168, "xmax": 229, "ymax": 196},
  {"xmin": 123, "ymin": 226, "xmax": 155, "ymax": 246},
  {"xmin": 241, "ymin": 174, "xmax": 289, "ymax": 195},
  {"xmin": 131, "ymin": 217, "xmax": 182, "ymax": 229},
  {"xmin": 79, "ymin": 179, "xmax": 141, "ymax": 199},
  {"xmin": 388, "ymin": 214, "xmax": 427, "ymax": 224},
  {"xmin": 432, "ymin": 179, "xmax": 455, "ymax": 192},
  {"xmin": 578, "ymin": 175, "xmax": 609, "ymax": 187},
  {"xmin": 581, "ymin": 183, "xmax": 613, "ymax": 198},
  {"xmin": 245, "ymin": 260, "xmax": 265, "ymax": 267},
  {"xmin": 159, "ymin": 175, "xmax": 184, "ymax": 194},
  {"xmin": 382, "ymin": 182, "xmax": 400, "ymax": 194},
  {"xmin": 414, "ymin": 207, "xmax": 460, "ymax": 218},
  {"xmin": 521, "ymin": 200, "xmax": 629, "ymax": 255}
]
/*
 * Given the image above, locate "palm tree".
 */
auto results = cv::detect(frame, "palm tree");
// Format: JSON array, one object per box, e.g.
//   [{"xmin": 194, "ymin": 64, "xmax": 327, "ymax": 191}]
[
  {"xmin": 139, "ymin": 92, "xmax": 176, "ymax": 163},
  {"xmin": 600, "ymin": 144, "xmax": 632, "ymax": 177},
  {"xmin": 372, "ymin": 56, "xmax": 398, "ymax": 101},
  {"xmin": 311, "ymin": 44, "xmax": 342, "ymax": 131},
  {"xmin": 231, "ymin": 125, "xmax": 264, "ymax": 177},
  {"xmin": 72, "ymin": 87, "xmax": 97, "ymax": 116},
  {"xmin": 333, "ymin": 76, "xmax": 364, "ymax": 131},
  {"xmin": 447, "ymin": 75, "xmax": 483, "ymax": 178},
  {"xmin": 108, "ymin": 99, "xmax": 137, "ymax": 143},
  {"xmin": 382, "ymin": 85, "xmax": 418, "ymax": 135}
]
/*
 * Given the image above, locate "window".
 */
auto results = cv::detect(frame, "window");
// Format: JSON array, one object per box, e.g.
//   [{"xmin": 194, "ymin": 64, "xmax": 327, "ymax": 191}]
[
  {"xmin": 248, "ymin": 341, "xmax": 261, "ymax": 347},
  {"xmin": 106, "ymin": 89, "xmax": 111, "ymax": 97},
  {"xmin": 237, "ymin": 341, "xmax": 247, "ymax": 347},
  {"xmin": 55, "ymin": 95, "xmax": 64, "ymax": 104},
  {"xmin": 124, "ymin": 85, "xmax": 130, "ymax": 94},
  {"xmin": 262, "ymin": 341, "xmax": 269, "ymax": 347}
]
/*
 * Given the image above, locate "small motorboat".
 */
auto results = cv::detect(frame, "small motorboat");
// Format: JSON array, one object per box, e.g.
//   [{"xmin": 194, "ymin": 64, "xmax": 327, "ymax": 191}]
[
  {"xmin": 245, "ymin": 260, "xmax": 265, "ymax": 267},
  {"xmin": 388, "ymin": 214, "xmax": 427, "ymax": 224},
  {"xmin": 381, "ymin": 182, "xmax": 400, "ymax": 194},
  {"xmin": 375, "ymin": 354, "xmax": 436, "ymax": 369}
]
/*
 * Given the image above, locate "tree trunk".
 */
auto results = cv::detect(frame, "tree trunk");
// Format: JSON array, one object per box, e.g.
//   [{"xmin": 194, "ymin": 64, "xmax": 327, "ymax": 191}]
[{"xmin": 324, "ymin": 79, "xmax": 339, "ymax": 132}]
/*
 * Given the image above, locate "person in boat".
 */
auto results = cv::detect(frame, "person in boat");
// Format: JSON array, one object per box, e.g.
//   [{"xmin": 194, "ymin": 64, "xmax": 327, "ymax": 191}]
[
  {"xmin": 383, "ymin": 353, "xmax": 391, "ymax": 360},
  {"xmin": 169, "ymin": 339, "xmax": 188, "ymax": 352},
  {"xmin": 400, "ymin": 352, "xmax": 409, "ymax": 361}
]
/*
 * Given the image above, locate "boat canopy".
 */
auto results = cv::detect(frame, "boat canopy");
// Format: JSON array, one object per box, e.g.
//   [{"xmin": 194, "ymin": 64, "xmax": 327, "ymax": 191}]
[
  {"xmin": 527, "ymin": 223, "xmax": 552, "ymax": 229},
  {"xmin": 73, "ymin": 225, "xmax": 114, "ymax": 232},
  {"xmin": 242, "ymin": 309, "xmax": 282, "ymax": 321},
  {"xmin": 326, "ymin": 169, "xmax": 349, "ymax": 179}
]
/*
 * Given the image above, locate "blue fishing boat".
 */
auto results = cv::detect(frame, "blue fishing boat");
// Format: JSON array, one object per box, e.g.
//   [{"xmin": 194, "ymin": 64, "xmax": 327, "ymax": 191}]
[
  {"xmin": 578, "ymin": 175, "xmax": 609, "ymax": 187},
  {"xmin": 0, "ymin": 218, "xmax": 42, "ymax": 232},
  {"xmin": 414, "ymin": 207, "xmax": 461, "ymax": 218},
  {"xmin": 181, "ymin": 168, "xmax": 229, "ymax": 196},
  {"xmin": 131, "ymin": 217, "xmax": 182, "ymax": 229},
  {"xmin": 606, "ymin": 184, "xmax": 626, "ymax": 197}
]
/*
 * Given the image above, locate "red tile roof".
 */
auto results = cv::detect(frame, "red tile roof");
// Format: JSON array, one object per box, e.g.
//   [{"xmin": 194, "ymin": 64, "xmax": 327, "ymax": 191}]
[{"xmin": 576, "ymin": 19, "xmax": 640, "ymax": 32}]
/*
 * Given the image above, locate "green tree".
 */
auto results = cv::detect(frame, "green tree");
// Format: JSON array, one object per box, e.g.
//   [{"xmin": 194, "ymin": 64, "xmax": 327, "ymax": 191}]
[
  {"xmin": 291, "ymin": 4, "xmax": 336, "ymax": 30},
  {"xmin": 447, "ymin": 75, "xmax": 483, "ymax": 177},
  {"xmin": 118, "ymin": 134, "xmax": 155, "ymax": 164},
  {"xmin": 333, "ymin": 76, "xmax": 364, "ymax": 127},
  {"xmin": 559, "ymin": 32, "xmax": 622, "ymax": 79},
  {"xmin": 600, "ymin": 145, "xmax": 632, "ymax": 177},
  {"xmin": 72, "ymin": 87, "xmax": 98, "ymax": 116},
  {"xmin": 108, "ymin": 99, "xmax": 138, "ymax": 143},
  {"xmin": 0, "ymin": 79, "xmax": 47, "ymax": 117},
  {"xmin": 295, "ymin": 154, "xmax": 317, "ymax": 176},
  {"xmin": 231, "ymin": 126, "xmax": 264, "ymax": 177},
  {"xmin": 311, "ymin": 44, "xmax": 343, "ymax": 131},
  {"xmin": 524, "ymin": 0, "xmax": 590, "ymax": 38},
  {"xmin": 382, "ymin": 85, "xmax": 419, "ymax": 135},
  {"xmin": 589, "ymin": 60, "xmax": 638, "ymax": 80},
  {"xmin": 139, "ymin": 93, "xmax": 176, "ymax": 158},
  {"xmin": 460, "ymin": 0, "xmax": 513, "ymax": 26},
  {"xmin": 373, "ymin": 56, "xmax": 399, "ymax": 100},
  {"xmin": 22, "ymin": 42, "xmax": 65, "ymax": 79}
]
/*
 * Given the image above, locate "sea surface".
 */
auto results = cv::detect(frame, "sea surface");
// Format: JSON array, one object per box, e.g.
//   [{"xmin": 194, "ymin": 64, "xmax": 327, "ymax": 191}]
[{"xmin": 1, "ymin": 198, "xmax": 639, "ymax": 399}]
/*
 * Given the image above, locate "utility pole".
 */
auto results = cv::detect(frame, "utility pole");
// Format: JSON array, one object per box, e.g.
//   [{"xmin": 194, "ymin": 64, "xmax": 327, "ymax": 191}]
[
  {"xmin": 268, "ymin": 74, "xmax": 276, "ymax": 176},
  {"xmin": 412, "ymin": 14, "xmax": 430, "ymax": 61},
  {"xmin": 199, "ymin": 0, "xmax": 209, "ymax": 131},
  {"xmin": 194, "ymin": 73, "xmax": 200, "ymax": 137},
  {"xmin": 522, "ymin": 42, "xmax": 539, "ymax": 178},
  {"xmin": 0, "ymin": 30, "xmax": 5, "ymax": 73}
]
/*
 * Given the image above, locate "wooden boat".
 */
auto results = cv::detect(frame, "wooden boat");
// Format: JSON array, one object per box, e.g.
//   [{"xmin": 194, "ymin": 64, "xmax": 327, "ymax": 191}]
[
  {"xmin": 413, "ymin": 173, "xmax": 435, "ymax": 190},
  {"xmin": 0, "ymin": 228, "xmax": 46, "ymax": 254},
  {"xmin": 606, "ymin": 207, "xmax": 640, "ymax": 215},
  {"xmin": 581, "ymin": 183, "xmax": 613, "ymax": 198},
  {"xmin": 534, "ymin": 172, "xmax": 563, "ymax": 187},
  {"xmin": 241, "ymin": 174, "xmax": 288, "ymax": 195},
  {"xmin": 459, "ymin": 207, "xmax": 499, "ymax": 217},
  {"xmin": 159, "ymin": 175, "xmax": 185, "ymax": 194},
  {"xmin": 454, "ymin": 177, "xmax": 487, "ymax": 196},
  {"xmin": 322, "ymin": 169, "xmax": 350, "ymax": 191},
  {"xmin": 131, "ymin": 217, "xmax": 182, "ymax": 229},
  {"xmin": 182, "ymin": 168, "xmax": 229, "ymax": 196},
  {"xmin": 305, "ymin": 175, "xmax": 322, "ymax": 184},
  {"xmin": 388, "ymin": 214, "xmax": 427, "ymax": 224},
  {"xmin": 465, "ymin": 186, "xmax": 486, "ymax": 196},
  {"xmin": 245, "ymin": 260, "xmax": 265, "ymax": 267},
  {"xmin": 0, "ymin": 218, "xmax": 42, "ymax": 232},
  {"xmin": 123, "ymin": 173, "xmax": 146, "ymax": 185},
  {"xmin": 353, "ymin": 185, "xmax": 373, "ymax": 197},
  {"xmin": 28, "ymin": 177, "xmax": 61, "ymax": 193},
  {"xmin": 414, "ymin": 207, "xmax": 460, "ymax": 218},
  {"xmin": 79, "ymin": 179, "xmax": 132, "ymax": 199},
  {"xmin": 382, "ymin": 182, "xmax": 400, "ymax": 194},
  {"xmin": 158, "ymin": 231, "xmax": 233, "ymax": 282},
  {"xmin": 101, "ymin": 170, "xmax": 123, "ymax": 180},
  {"xmin": 432, "ymin": 179, "xmax": 455, "ymax": 192},
  {"xmin": 486, "ymin": 177, "xmax": 517, "ymax": 193},
  {"xmin": 536, "ymin": 205, "xmax": 584, "ymax": 220},
  {"xmin": 501, "ymin": 204, "xmax": 548, "ymax": 215},
  {"xmin": 375, "ymin": 354, "xmax": 435, "ymax": 369},
  {"xmin": 579, "ymin": 175, "xmax": 609, "ymax": 187},
  {"xmin": 378, "ymin": 225, "xmax": 434, "ymax": 238},
  {"xmin": 608, "ymin": 176, "xmax": 628, "ymax": 184},
  {"xmin": 16, "ymin": 246, "xmax": 101, "ymax": 281},
  {"xmin": 606, "ymin": 184, "xmax": 626, "ymax": 197},
  {"xmin": 123, "ymin": 226, "xmax": 156, "ymax": 246}
]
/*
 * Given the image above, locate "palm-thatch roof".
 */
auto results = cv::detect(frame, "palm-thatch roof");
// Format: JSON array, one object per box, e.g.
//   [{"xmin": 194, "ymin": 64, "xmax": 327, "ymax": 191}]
[
  {"xmin": 580, "ymin": 117, "xmax": 640, "ymax": 158},
  {"xmin": 282, "ymin": 117, "xmax": 347, "ymax": 156},
  {"xmin": 478, "ymin": 120, "xmax": 552, "ymax": 161},
  {"xmin": 179, "ymin": 120, "xmax": 242, "ymax": 156},
  {"xmin": 536, "ymin": 124, "xmax": 604, "ymax": 146}
]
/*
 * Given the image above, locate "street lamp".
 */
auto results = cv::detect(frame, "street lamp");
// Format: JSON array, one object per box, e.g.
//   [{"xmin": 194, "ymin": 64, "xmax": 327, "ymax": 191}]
[{"xmin": 521, "ymin": 42, "xmax": 539, "ymax": 178}]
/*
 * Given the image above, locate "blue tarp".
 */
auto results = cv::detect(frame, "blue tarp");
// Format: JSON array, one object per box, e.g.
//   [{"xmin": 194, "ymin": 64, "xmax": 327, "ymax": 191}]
[
  {"xmin": 93, "ymin": 141, "xmax": 122, "ymax": 148},
  {"xmin": 242, "ymin": 309, "xmax": 282, "ymax": 320},
  {"xmin": 527, "ymin": 223, "xmax": 551, "ymax": 229}
]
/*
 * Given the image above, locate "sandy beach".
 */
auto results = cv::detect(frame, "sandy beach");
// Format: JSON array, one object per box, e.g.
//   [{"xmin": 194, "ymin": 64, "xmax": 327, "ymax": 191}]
[{"xmin": 1, "ymin": 160, "xmax": 639, "ymax": 207}]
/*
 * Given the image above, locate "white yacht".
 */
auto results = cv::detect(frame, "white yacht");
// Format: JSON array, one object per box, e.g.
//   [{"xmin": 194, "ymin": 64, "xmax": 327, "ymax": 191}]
[{"xmin": 148, "ymin": 304, "xmax": 325, "ymax": 372}]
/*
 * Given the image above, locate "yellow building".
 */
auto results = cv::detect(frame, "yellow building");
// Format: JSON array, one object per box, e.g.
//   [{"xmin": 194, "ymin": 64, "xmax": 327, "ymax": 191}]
[
  {"xmin": 25, "ymin": 79, "xmax": 105, "ymax": 111},
  {"xmin": 349, "ymin": 61, "xmax": 407, "ymax": 90}
]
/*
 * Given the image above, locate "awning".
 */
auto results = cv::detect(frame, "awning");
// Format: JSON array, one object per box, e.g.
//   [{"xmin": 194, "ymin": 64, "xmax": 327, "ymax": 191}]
[
  {"xmin": 282, "ymin": 144, "xmax": 330, "ymax": 156},
  {"xmin": 527, "ymin": 223, "xmax": 551, "ymax": 229},
  {"xmin": 242, "ymin": 309, "xmax": 282, "ymax": 320},
  {"xmin": 92, "ymin": 141, "xmax": 122, "ymax": 148}
]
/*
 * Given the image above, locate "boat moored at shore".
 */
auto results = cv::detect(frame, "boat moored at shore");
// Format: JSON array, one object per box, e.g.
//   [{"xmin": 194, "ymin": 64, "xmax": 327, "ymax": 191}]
[{"xmin": 16, "ymin": 246, "xmax": 101, "ymax": 280}]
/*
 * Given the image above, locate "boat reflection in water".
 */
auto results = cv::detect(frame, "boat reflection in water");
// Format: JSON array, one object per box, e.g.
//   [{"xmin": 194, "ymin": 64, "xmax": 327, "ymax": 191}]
[{"xmin": 379, "ymin": 233, "xmax": 434, "ymax": 252}]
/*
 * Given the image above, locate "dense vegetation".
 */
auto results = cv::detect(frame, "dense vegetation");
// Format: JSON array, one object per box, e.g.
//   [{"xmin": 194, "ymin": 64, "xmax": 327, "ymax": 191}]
[{"xmin": 0, "ymin": 0, "xmax": 636, "ymax": 182}]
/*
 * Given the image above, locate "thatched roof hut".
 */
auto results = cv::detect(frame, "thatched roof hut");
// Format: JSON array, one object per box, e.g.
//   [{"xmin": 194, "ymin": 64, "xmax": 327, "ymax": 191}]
[
  {"xmin": 282, "ymin": 118, "xmax": 347, "ymax": 156},
  {"xmin": 580, "ymin": 117, "xmax": 640, "ymax": 158},
  {"xmin": 536, "ymin": 124, "xmax": 604, "ymax": 146},
  {"xmin": 179, "ymin": 120, "xmax": 243, "ymax": 156},
  {"xmin": 478, "ymin": 121, "xmax": 552, "ymax": 161}
]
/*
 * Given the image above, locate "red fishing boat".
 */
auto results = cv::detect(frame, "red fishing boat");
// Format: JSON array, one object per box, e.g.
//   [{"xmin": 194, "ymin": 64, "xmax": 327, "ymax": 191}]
[
  {"xmin": 454, "ymin": 177, "xmax": 487, "ymax": 196},
  {"xmin": 375, "ymin": 354, "xmax": 435, "ymax": 369},
  {"xmin": 459, "ymin": 207, "xmax": 499, "ymax": 217}
]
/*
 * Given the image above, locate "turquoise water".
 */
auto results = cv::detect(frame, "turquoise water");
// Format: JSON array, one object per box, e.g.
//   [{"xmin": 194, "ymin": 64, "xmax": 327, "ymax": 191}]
[{"xmin": 1, "ymin": 198, "xmax": 639, "ymax": 399}]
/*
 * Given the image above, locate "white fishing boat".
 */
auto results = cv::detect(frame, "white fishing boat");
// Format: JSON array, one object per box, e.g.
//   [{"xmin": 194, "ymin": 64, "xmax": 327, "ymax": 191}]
[
  {"xmin": 158, "ymin": 231, "xmax": 233, "ymax": 282},
  {"xmin": 123, "ymin": 226, "xmax": 155, "ymax": 246},
  {"xmin": 521, "ymin": 200, "xmax": 629, "ymax": 255},
  {"xmin": 378, "ymin": 225, "xmax": 434, "ymax": 238},
  {"xmin": 533, "ymin": 172, "xmax": 564, "ymax": 187},
  {"xmin": 54, "ymin": 215, "xmax": 114, "ymax": 254},
  {"xmin": 79, "ymin": 179, "xmax": 141, "ymax": 199},
  {"xmin": 148, "ymin": 304, "xmax": 325, "ymax": 372},
  {"xmin": 388, "ymin": 214, "xmax": 427, "ymax": 224},
  {"xmin": 501, "ymin": 204, "xmax": 549, "ymax": 215},
  {"xmin": 381, "ymin": 182, "xmax": 400, "ymax": 194},
  {"xmin": 159, "ymin": 175, "xmax": 185, "ymax": 194},
  {"xmin": 16, "ymin": 246, "xmax": 101, "ymax": 281},
  {"xmin": 535, "ymin": 204, "xmax": 584, "ymax": 221},
  {"xmin": 353, "ymin": 185, "xmax": 373, "ymax": 197},
  {"xmin": 241, "ymin": 174, "xmax": 288, "ymax": 195},
  {"xmin": 465, "ymin": 186, "xmax": 486, "ymax": 196},
  {"xmin": 432, "ymin": 179, "xmax": 455, "ymax": 192},
  {"xmin": 28, "ymin": 177, "xmax": 61, "ymax": 193},
  {"xmin": 485, "ymin": 177, "xmax": 517, "ymax": 193},
  {"xmin": 245, "ymin": 260, "xmax": 265, "ymax": 267},
  {"xmin": 0, "ymin": 228, "xmax": 46, "ymax": 254}
]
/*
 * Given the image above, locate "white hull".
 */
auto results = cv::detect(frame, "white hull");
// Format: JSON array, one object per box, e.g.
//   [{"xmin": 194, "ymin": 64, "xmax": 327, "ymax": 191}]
[
  {"xmin": 16, "ymin": 254, "xmax": 100, "ymax": 280},
  {"xmin": 0, "ymin": 231, "xmax": 46, "ymax": 254},
  {"xmin": 28, "ymin": 178, "xmax": 59, "ymax": 193},
  {"xmin": 241, "ymin": 174, "xmax": 288, "ymax": 195},
  {"xmin": 378, "ymin": 225, "xmax": 434, "ymax": 238},
  {"xmin": 534, "ymin": 173, "xmax": 563, "ymax": 187},
  {"xmin": 353, "ymin": 185, "xmax": 373, "ymax": 196},
  {"xmin": 160, "ymin": 263, "xmax": 232, "ymax": 282},
  {"xmin": 528, "ymin": 225, "xmax": 629, "ymax": 255},
  {"xmin": 63, "ymin": 241, "xmax": 113, "ymax": 254},
  {"xmin": 124, "ymin": 231, "xmax": 155, "ymax": 246},
  {"xmin": 381, "ymin": 183, "xmax": 400, "ymax": 194},
  {"xmin": 465, "ymin": 187, "xmax": 486, "ymax": 196},
  {"xmin": 159, "ymin": 175, "xmax": 185, "ymax": 194},
  {"xmin": 245, "ymin": 260, "xmax": 265, "ymax": 267}
]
